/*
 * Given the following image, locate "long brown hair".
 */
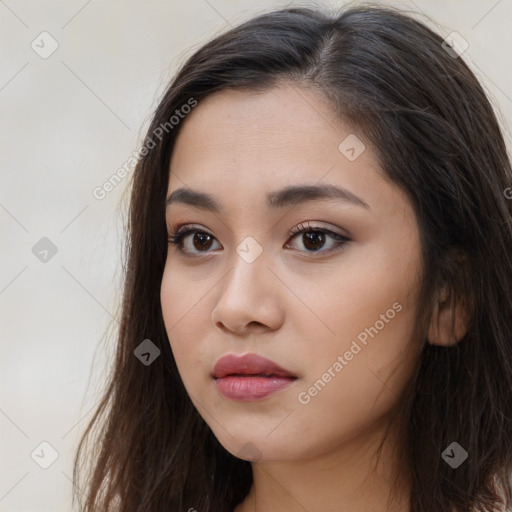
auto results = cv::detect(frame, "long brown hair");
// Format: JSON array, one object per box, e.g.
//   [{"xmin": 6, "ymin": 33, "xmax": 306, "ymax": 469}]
[{"xmin": 73, "ymin": 4, "xmax": 512, "ymax": 511}]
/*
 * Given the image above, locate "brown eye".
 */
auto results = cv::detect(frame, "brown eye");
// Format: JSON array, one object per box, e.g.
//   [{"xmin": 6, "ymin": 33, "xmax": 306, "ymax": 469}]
[
  {"xmin": 168, "ymin": 227, "xmax": 221, "ymax": 254},
  {"xmin": 190, "ymin": 232, "xmax": 215, "ymax": 251},
  {"xmin": 168, "ymin": 222, "xmax": 350, "ymax": 256},
  {"xmin": 287, "ymin": 222, "xmax": 350, "ymax": 254},
  {"xmin": 298, "ymin": 231, "xmax": 326, "ymax": 251}
]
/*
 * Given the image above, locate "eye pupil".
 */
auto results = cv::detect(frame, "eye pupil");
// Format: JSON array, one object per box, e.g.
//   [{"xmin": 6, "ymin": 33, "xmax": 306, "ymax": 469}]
[
  {"xmin": 303, "ymin": 231, "xmax": 325, "ymax": 251},
  {"xmin": 194, "ymin": 233, "xmax": 213, "ymax": 251}
]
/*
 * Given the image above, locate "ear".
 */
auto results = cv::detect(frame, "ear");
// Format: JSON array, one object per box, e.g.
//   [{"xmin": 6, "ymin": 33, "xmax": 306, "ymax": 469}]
[{"xmin": 427, "ymin": 283, "xmax": 473, "ymax": 347}]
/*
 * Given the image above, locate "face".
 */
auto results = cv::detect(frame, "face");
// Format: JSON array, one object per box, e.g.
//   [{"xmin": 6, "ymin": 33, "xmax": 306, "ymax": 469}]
[{"xmin": 160, "ymin": 83, "xmax": 424, "ymax": 462}]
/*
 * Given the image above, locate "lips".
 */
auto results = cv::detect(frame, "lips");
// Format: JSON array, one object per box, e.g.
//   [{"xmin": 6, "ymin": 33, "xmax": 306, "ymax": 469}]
[
  {"xmin": 212, "ymin": 353, "xmax": 297, "ymax": 401},
  {"xmin": 212, "ymin": 353, "xmax": 297, "ymax": 379}
]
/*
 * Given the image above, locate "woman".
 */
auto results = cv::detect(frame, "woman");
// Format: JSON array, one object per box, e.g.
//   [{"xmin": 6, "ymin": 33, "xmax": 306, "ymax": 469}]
[{"xmin": 73, "ymin": 4, "xmax": 512, "ymax": 511}]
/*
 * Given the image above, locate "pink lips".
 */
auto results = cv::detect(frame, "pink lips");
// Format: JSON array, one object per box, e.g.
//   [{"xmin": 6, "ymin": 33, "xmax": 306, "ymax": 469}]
[{"xmin": 212, "ymin": 353, "xmax": 297, "ymax": 401}]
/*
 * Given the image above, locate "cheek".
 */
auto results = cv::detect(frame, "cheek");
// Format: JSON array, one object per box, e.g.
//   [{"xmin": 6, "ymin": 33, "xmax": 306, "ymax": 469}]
[
  {"xmin": 291, "ymin": 241, "xmax": 421, "ymax": 419},
  {"xmin": 160, "ymin": 258, "xmax": 214, "ymax": 331},
  {"xmin": 294, "ymin": 239, "xmax": 421, "ymax": 356},
  {"xmin": 160, "ymin": 263, "xmax": 210, "ymax": 390},
  {"xmin": 286, "ymin": 304, "xmax": 419, "ymax": 459}
]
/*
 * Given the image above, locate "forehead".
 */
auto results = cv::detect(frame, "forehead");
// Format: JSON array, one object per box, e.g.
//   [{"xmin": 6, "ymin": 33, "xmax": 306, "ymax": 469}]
[
  {"xmin": 166, "ymin": 84, "xmax": 408, "ymax": 219},
  {"xmin": 171, "ymin": 84, "xmax": 342, "ymax": 156}
]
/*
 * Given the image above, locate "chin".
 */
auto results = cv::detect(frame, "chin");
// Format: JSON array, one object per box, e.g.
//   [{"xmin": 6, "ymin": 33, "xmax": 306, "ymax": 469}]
[{"xmin": 213, "ymin": 432, "xmax": 297, "ymax": 463}]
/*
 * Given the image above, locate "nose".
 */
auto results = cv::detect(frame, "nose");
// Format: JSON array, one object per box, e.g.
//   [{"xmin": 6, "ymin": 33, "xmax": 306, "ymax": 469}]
[{"xmin": 210, "ymin": 250, "xmax": 285, "ymax": 336}]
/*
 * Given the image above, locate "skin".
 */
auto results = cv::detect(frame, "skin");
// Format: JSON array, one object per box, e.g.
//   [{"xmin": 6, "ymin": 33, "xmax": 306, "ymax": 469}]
[{"xmin": 160, "ymin": 82, "xmax": 428, "ymax": 512}]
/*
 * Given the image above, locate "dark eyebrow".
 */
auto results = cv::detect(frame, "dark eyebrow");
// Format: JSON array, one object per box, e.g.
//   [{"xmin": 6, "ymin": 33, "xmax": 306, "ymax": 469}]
[{"xmin": 165, "ymin": 184, "xmax": 370, "ymax": 212}]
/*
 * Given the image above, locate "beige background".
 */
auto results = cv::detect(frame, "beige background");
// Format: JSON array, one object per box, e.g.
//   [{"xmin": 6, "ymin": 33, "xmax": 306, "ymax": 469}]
[{"xmin": 1, "ymin": 1, "xmax": 510, "ymax": 510}]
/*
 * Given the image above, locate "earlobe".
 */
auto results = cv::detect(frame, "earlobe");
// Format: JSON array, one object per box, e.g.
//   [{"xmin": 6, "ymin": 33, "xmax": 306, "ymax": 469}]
[{"xmin": 427, "ymin": 287, "xmax": 473, "ymax": 346}]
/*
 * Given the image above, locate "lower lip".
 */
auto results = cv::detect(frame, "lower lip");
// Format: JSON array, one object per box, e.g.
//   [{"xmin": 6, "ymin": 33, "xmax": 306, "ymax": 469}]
[{"xmin": 214, "ymin": 375, "xmax": 296, "ymax": 401}]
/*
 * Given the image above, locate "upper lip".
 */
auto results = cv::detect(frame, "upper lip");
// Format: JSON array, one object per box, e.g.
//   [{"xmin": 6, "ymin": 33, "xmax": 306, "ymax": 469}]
[{"xmin": 212, "ymin": 353, "xmax": 297, "ymax": 379}]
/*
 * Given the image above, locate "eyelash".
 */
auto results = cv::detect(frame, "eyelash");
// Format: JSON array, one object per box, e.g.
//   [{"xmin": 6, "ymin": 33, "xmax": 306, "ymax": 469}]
[{"xmin": 167, "ymin": 221, "xmax": 350, "ymax": 256}]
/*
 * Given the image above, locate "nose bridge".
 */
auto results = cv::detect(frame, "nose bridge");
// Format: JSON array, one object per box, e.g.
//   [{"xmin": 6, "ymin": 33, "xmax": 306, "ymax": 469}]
[
  {"xmin": 225, "ymin": 234, "xmax": 269, "ymax": 297},
  {"xmin": 211, "ymin": 236, "xmax": 284, "ymax": 332}
]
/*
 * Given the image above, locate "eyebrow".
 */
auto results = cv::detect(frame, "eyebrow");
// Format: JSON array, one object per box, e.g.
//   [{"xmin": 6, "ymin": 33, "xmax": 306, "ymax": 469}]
[{"xmin": 165, "ymin": 184, "xmax": 370, "ymax": 212}]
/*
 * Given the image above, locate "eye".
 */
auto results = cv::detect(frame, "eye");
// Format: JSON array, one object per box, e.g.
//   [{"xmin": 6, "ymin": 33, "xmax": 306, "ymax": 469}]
[
  {"xmin": 167, "ymin": 222, "xmax": 350, "ymax": 256},
  {"xmin": 285, "ymin": 221, "xmax": 350, "ymax": 254},
  {"xmin": 167, "ymin": 224, "xmax": 221, "ymax": 254}
]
